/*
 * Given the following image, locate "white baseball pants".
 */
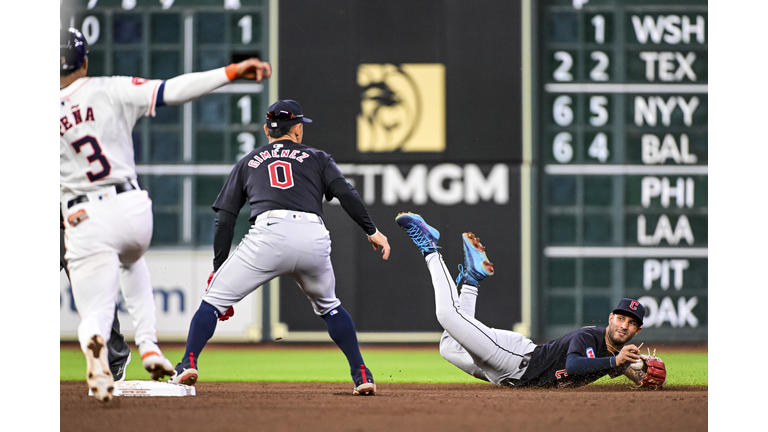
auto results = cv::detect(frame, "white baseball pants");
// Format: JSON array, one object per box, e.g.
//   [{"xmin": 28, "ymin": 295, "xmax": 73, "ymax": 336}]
[
  {"xmin": 426, "ymin": 253, "xmax": 536, "ymax": 386},
  {"xmin": 203, "ymin": 210, "xmax": 341, "ymax": 316},
  {"xmin": 62, "ymin": 187, "xmax": 160, "ymax": 354}
]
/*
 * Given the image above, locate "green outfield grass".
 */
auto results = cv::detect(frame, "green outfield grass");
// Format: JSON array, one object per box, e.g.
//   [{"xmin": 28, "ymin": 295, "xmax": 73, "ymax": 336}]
[{"xmin": 60, "ymin": 346, "xmax": 707, "ymax": 387}]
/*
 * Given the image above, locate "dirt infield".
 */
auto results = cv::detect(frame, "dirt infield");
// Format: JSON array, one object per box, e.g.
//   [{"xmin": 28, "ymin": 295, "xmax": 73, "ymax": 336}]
[{"xmin": 60, "ymin": 381, "xmax": 707, "ymax": 432}]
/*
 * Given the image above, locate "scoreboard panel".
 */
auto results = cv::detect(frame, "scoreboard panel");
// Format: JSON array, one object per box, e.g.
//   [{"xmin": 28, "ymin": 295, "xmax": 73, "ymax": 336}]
[
  {"xmin": 534, "ymin": 0, "xmax": 707, "ymax": 342},
  {"xmin": 60, "ymin": 0, "xmax": 271, "ymax": 247}
]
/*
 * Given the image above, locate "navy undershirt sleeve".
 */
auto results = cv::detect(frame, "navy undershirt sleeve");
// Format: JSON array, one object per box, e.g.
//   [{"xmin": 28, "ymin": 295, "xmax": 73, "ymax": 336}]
[
  {"xmin": 212, "ymin": 209, "xmax": 237, "ymax": 271},
  {"xmin": 565, "ymin": 352, "xmax": 615, "ymax": 376},
  {"xmin": 156, "ymin": 81, "xmax": 166, "ymax": 107},
  {"xmin": 326, "ymin": 178, "xmax": 377, "ymax": 235}
]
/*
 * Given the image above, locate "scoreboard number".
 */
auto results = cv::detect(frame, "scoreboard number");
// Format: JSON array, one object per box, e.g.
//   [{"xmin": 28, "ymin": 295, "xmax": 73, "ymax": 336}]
[
  {"xmin": 589, "ymin": 51, "xmax": 610, "ymax": 81},
  {"xmin": 553, "ymin": 132, "xmax": 574, "ymax": 163},
  {"xmin": 587, "ymin": 132, "xmax": 609, "ymax": 163},
  {"xmin": 238, "ymin": 15, "xmax": 253, "ymax": 44},
  {"xmin": 553, "ymin": 51, "xmax": 574, "ymax": 82},
  {"xmin": 591, "ymin": 14, "xmax": 605, "ymax": 44},
  {"xmin": 589, "ymin": 95, "xmax": 608, "ymax": 126},
  {"xmin": 553, "ymin": 95, "xmax": 574, "ymax": 127},
  {"xmin": 237, "ymin": 95, "xmax": 252, "ymax": 125}
]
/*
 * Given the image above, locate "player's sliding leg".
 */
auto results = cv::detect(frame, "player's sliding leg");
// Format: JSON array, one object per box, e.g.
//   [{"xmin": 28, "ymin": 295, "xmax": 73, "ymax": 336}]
[
  {"xmin": 437, "ymin": 283, "xmax": 489, "ymax": 381},
  {"xmin": 397, "ymin": 213, "xmax": 535, "ymax": 386},
  {"xmin": 119, "ymin": 256, "xmax": 174, "ymax": 380},
  {"xmin": 68, "ymin": 252, "xmax": 120, "ymax": 402}
]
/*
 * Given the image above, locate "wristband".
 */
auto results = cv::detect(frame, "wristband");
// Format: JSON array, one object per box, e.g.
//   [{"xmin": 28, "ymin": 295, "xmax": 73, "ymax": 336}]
[
  {"xmin": 225, "ymin": 64, "xmax": 238, "ymax": 81},
  {"xmin": 367, "ymin": 228, "xmax": 379, "ymax": 238}
]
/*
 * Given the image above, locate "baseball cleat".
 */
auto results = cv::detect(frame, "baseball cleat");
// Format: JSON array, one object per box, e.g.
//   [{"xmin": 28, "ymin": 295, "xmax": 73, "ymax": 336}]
[
  {"xmin": 86, "ymin": 335, "xmax": 114, "ymax": 403},
  {"xmin": 455, "ymin": 232, "xmax": 494, "ymax": 287},
  {"xmin": 395, "ymin": 212, "xmax": 440, "ymax": 256},
  {"xmin": 352, "ymin": 365, "xmax": 375, "ymax": 396},
  {"xmin": 353, "ymin": 382, "xmax": 376, "ymax": 396},
  {"xmin": 169, "ymin": 368, "xmax": 199, "ymax": 386},
  {"xmin": 141, "ymin": 351, "xmax": 175, "ymax": 381},
  {"xmin": 112, "ymin": 351, "xmax": 131, "ymax": 382}
]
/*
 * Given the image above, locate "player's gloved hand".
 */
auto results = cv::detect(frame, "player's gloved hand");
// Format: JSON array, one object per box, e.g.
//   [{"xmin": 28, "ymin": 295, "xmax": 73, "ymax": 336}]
[
  {"xmin": 638, "ymin": 355, "xmax": 666, "ymax": 389},
  {"xmin": 206, "ymin": 270, "xmax": 235, "ymax": 321},
  {"xmin": 218, "ymin": 306, "xmax": 235, "ymax": 322}
]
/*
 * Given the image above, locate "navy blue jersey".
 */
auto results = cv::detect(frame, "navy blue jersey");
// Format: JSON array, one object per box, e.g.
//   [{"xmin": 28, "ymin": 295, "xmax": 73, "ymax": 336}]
[
  {"xmin": 516, "ymin": 326, "xmax": 625, "ymax": 388},
  {"xmin": 213, "ymin": 139, "xmax": 344, "ymax": 220}
]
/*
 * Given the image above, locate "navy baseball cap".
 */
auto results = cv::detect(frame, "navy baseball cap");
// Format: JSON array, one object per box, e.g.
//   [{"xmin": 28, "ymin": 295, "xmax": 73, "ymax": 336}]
[
  {"xmin": 265, "ymin": 100, "xmax": 313, "ymax": 129},
  {"xmin": 612, "ymin": 298, "xmax": 645, "ymax": 326},
  {"xmin": 61, "ymin": 28, "xmax": 89, "ymax": 75}
]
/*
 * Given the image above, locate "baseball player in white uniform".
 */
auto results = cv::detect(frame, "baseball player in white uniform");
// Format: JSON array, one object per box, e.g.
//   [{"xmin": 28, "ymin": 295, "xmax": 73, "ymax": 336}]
[{"xmin": 59, "ymin": 28, "xmax": 271, "ymax": 402}]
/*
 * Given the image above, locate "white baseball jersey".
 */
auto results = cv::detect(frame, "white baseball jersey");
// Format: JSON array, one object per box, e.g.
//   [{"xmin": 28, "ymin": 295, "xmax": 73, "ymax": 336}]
[{"xmin": 60, "ymin": 76, "xmax": 161, "ymax": 197}]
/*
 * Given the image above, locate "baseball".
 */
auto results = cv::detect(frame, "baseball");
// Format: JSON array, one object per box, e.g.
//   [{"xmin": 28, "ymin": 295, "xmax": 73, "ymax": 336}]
[{"xmin": 630, "ymin": 359, "xmax": 645, "ymax": 371}]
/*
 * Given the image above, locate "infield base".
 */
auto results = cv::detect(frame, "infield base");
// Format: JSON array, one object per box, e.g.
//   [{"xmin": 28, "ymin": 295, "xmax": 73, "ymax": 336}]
[{"xmin": 88, "ymin": 380, "xmax": 196, "ymax": 397}]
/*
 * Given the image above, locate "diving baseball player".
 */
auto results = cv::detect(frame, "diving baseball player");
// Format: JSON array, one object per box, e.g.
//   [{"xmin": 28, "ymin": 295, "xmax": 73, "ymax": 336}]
[
  {"xmin": 395, "ymin": 212, "xmax": 667, "ymax": 389},
  {"xmin": 170, "ymin": 100, "xmax": 391, "ymax": 396},
  {"xmin": 60, "ymin": 28, "xmax": 271, "ymax": 402}
]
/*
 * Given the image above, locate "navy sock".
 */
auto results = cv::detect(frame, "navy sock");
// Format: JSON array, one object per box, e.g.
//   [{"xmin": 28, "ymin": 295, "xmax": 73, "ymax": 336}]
[
  {"xmin": 178, "ymin": 300, "xmax": 219, "ymax": 372},
  {"xmin": 322, "ymin": 306, "xmax": 367, "ymax": 381}
]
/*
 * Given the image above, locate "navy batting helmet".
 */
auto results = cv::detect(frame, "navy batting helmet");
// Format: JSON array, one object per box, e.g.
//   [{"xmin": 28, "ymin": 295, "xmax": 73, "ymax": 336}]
[{"xmin": 61, "ymin": 28, "xmax": 89, "ymax": 76}]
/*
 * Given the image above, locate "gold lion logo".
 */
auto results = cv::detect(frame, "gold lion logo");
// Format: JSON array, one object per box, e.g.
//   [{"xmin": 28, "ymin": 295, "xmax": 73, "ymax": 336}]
[{"xmin": 357, "ymin": 64, "xmax": 445, "ymax": 153}]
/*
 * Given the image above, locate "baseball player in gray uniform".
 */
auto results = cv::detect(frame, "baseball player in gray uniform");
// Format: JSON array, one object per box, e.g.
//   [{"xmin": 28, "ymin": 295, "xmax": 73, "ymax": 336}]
[
  {"xmin": 60, "ymin": 28, "xmax": 271, "ymax": 402},
  {"xmin": 170, "ymin": 100, "xmax": 391, "ymax": 396},
  {"xmin": 396, "ymin": 212, "xmax": 666, "ymax": 389}
]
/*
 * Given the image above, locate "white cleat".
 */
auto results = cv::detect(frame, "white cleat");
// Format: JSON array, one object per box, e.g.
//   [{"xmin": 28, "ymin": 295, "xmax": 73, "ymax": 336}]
[
  {"xmin": 169, "ymin": 368, "xmax": 199, "ymax": 386},
  {"xmin": 86, "ymin": 335, "xmax": 114, "ymax": 403},
  {"xmin": 141, "ymin": 351, "xmax": 175, "ymax": 380},
  {"xmin": 353, "ymin": 382, "xmax": 376, "ymax": 396}
]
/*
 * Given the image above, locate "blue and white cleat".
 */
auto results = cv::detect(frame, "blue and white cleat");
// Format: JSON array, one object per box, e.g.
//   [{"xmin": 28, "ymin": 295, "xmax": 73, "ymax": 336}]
[
  {"xmin": 455, "ymin": 232, "xmax": 494, "ymax": 287},
  {"xmin": 395, "ymin": 212, "xmax": 440, "ymax": 256}
]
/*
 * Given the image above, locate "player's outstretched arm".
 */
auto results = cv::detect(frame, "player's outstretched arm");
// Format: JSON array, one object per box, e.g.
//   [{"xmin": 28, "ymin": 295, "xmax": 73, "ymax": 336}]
[
  {"xmin": 367, "ymin": 230, "xmax": 391, "ymax": 260},
  {"xmin": 160, "ymin": 57, "xmax": 271, "ymax": 106}
]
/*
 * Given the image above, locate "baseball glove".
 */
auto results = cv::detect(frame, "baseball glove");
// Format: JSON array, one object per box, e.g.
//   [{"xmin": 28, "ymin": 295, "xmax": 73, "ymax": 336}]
[
  {"xmin": 639, "ymin": 354, "xmax": 667, "ymax": 389},
  {"xmin": 625, "ymin": 353, "xmax": 667, "ymax": 389}
]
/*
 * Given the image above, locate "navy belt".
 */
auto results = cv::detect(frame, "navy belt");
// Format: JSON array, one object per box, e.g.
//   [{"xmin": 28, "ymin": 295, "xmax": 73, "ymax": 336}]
[{"xmin": 67, "ymin": 183, "xmax": 137, "ymax": 208}]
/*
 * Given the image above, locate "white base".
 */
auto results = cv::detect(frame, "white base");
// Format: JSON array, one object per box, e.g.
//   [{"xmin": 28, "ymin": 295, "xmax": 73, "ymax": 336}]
[{"xmin": 88, "ymin": 380, "xmax": 196, "ymax": 397}]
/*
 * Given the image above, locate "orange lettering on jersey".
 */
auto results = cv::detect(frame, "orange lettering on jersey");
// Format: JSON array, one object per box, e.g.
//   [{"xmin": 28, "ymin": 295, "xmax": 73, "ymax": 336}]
[
  {"xmin": 85, "ymin": 107, "xmax": 95, "ymax": 121},
  {"xmin": 132, "ymin": 77, "xmax": 150, "ymax": 85},
  {"xmin": 72, "ymin": 109, "xmax": 83, "ymax": 125},
  {"xmin": 60, "ymin": 116, "xmax": 73, "ymax": 136}
]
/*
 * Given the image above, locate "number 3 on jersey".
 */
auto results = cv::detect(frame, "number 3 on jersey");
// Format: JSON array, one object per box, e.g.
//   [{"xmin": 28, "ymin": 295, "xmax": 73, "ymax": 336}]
[
  {"xmin": 72, "ymin": 136, "xmax": 111, "ymax": 181},
  {"xmin": 268, "ymin": 161, "xmax": 294, "ymax": 189}
]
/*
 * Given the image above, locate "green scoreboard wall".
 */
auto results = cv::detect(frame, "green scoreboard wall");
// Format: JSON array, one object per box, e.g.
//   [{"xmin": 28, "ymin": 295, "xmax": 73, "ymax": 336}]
[
  {"xmin": 60, "ymin": 0, "xmax": 708, "ymax": 343},
  {"xmin": 533, "ymin": 0, "xmax": 707, "ymax": 342},
  {"xmin": 60, "ymin": 0, "xmax": 271, "ymax": 247}
]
